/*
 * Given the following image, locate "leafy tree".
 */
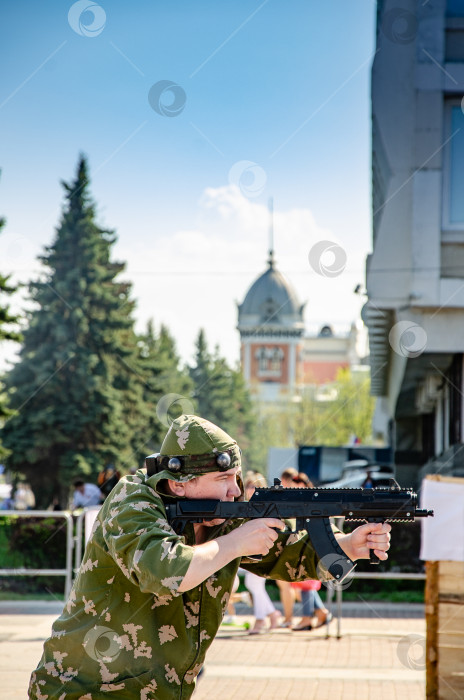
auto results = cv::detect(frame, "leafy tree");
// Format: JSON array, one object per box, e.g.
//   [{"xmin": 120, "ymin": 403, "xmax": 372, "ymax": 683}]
[
  {"xmin": 244, "ymin": 404, "xmax": 294, "ymax": 475},
  {"xmin": 137, "ymin": 320, "xmax": 193, "ymax": 459},
  {"xmin": 1, "ymin": 156, "xmax": 148, "ymax": 507},
  {"xmin": 189, "ymin": 330, "xmax": 258, "ymax": 472},
  {"xmin": 0, "ymin": 210, "xmax": 22, "ymax": 459},
  {"xmin": 291, "ymin": 368, "xmax": 375, "ymax": 446},
  {"xmin": 243, "ymin": 370, "xmax": 374, "ymax": 479}
]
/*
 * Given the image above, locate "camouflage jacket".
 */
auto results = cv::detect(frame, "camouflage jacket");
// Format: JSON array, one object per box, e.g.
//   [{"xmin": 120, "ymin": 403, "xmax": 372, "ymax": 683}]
[{"xmin": 29, "ymin": 469, "xmax": 323, "ymax": 700}]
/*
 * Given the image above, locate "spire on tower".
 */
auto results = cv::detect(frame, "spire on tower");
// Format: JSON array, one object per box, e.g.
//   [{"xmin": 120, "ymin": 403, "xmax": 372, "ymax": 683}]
[{"xmin": 268, "ymin": 197, "xmax": 275, "ymax": 269}]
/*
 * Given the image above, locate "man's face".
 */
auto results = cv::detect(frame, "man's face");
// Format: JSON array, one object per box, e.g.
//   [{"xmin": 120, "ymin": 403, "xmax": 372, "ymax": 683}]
[
  {"xmin": 172, "ymin": 466, "xmax": 242, "ymax": 528},
  {"xmin": 182, "ymin": 466, "xmax": 242, "ymax": 502}
]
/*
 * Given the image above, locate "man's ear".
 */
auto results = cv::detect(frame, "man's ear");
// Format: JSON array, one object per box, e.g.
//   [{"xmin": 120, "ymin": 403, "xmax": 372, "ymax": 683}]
[{"xmin": 166, "ymin": 479, "xmax": 186, "ymax": 497}]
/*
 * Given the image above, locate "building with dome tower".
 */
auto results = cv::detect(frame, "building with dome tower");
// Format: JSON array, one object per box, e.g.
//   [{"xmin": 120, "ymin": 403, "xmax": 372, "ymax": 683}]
[
  {"xmin": 237, "ymin": 249, "xmax": 305, "ymax": 403},
  {"xmin": 237, "ymin": 249, "xmax": 366, "ymax": 403}
]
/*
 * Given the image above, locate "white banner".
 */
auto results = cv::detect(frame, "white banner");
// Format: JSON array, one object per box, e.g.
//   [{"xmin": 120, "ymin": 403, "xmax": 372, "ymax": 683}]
[{"xmin": 420, "ymin": 476, "xmax": 464, "ymax": 562}]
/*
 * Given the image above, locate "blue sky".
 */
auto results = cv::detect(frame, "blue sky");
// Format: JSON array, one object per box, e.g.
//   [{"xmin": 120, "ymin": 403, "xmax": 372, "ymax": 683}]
[{"xmin": 0, "ymin": 0, "xmax": 376, "ymax": 367}]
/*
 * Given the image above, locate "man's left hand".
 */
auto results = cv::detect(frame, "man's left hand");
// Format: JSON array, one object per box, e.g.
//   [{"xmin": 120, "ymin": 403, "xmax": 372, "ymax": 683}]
[{"xmin": 335, "ymin": 522, "xmax": 391, "ymax": 561}]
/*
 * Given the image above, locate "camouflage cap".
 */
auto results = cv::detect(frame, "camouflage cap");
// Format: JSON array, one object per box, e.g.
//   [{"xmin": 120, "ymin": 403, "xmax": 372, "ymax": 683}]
[{"xmin": 145, "ymin": 415, "xmax": 241, "ymax": 478}]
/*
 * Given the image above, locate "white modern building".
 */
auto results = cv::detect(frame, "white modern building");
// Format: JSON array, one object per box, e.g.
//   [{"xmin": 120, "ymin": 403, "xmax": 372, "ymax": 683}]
[{"xmin": 363, "ymin": 0, "xmax": 464, "ymax": 486}]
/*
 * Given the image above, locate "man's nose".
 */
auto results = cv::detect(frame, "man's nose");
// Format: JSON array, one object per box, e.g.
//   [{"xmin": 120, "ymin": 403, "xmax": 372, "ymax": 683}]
[{"xmin": 229, "ymin": 480, "xmax": 241, "ymax": 498}]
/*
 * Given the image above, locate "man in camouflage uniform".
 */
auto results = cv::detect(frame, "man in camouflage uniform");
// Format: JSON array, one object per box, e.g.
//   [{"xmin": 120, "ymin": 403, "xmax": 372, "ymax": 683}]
[{"xmin": 29, "ymin": 415, "xmax": 391, "ymax": 700}]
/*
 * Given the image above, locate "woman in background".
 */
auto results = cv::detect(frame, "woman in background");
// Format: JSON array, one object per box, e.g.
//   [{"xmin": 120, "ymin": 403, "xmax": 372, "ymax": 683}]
[
  {"xmin": 243, "ymin": 471, "xmax": 281, "ymax": 634},
  {"xmin": 275, "ymin": 467, "xmax": 299, "ymax": 627},
  {"xmin": 291, "ymin": 472, "xmax": 332, "ymax": 631}
]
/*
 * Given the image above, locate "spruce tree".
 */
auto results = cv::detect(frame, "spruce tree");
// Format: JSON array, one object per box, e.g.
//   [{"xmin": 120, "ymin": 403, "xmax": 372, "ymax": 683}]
[
  {"xmin": 1, "ymin": 156, "xmax": 148, "ymax": 507},
  {"xmin": 0, "ymin": 214, "xmax": 22, "ymax": 459},
  {"xmin": 189, "ymin": 329, "xmax": 257, "ymax": 472},
  {"xmin": 137, "ymin": 320, "xmax": 193, "ymax": 459}
]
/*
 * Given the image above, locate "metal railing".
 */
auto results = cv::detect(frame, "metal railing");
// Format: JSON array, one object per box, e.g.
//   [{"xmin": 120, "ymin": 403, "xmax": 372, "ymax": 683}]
[
  {"xmin": 0, "ymin": 510, "xmax": 74, "ymax": 599},
  {"xmin": 73, "ymin": 506, "xmax": 101, "ymax": 575},
  {"xmin": 327, "ymin": 571, "xmax": 426, "ymax": 638},
  {"xmin": 0, "ymin": 508, "xmax": 426, "ymax": 637}
]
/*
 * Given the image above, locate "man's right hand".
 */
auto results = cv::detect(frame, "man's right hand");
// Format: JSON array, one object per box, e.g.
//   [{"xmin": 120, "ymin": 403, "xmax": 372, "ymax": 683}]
[{"xmin": 226, "ymin": 518, "xmax": 285, "ymax": 558}]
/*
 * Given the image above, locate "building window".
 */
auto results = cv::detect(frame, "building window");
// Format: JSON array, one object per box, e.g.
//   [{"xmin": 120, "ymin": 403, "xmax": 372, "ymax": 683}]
[
  {"xmin": 448, "ymin": 354, "xmax": 463, "ymax": 445},
  {"xmin": 443, "ymin": 101, "xmax": 464, "ymax": 231},
  {"xmin": 445, "ymin": 27, "xmax": 464, "ymax": 62},
  {"xmin": 255, "ymin": 346, "xmax": 285, "ymax": 378}
]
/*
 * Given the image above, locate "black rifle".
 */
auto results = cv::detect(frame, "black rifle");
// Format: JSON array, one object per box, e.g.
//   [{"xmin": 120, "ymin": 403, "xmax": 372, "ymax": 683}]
[{"xmin": 166, "ymin": 480, "xmax": 434, "ymax": 582}]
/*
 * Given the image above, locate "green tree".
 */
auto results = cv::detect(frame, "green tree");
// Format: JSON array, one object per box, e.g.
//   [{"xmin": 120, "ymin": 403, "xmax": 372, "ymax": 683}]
[
  {"xmin": 189, "ymin": 330, "xmax": 258, "ymax": 472},
  {"xmin": 0, "ymin": 213, "xmax": 22, "ymax": 458},
  {"xmin": 137, "ymin": 320, "xmax": 193, "ymax": 458},
  {"xmin": 292, "ymin": 369, "xmax": 375, "ymax": 446},
  {"xmin": 244, "ymin": 370, "xmax": 375, "ymax": 479},
  {"xmin": 1, "ymin": 156, "xmax": 148, "ymax": 507}
]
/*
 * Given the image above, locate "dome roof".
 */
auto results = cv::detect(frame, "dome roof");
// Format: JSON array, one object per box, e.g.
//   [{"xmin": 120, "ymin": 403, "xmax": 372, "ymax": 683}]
[{"xmin": 237, "ymin": 252, "xmax": 305, "ymax": 330}]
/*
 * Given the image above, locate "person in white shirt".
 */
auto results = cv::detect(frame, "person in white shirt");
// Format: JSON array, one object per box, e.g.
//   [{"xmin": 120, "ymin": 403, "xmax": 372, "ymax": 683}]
[
  {"xmin": 14, "ymin": 483, "xmax": 36, "ymax": 510},
  {"xmin": 72, "ymin": 479, "xmax": 102, "ymax": 509}
]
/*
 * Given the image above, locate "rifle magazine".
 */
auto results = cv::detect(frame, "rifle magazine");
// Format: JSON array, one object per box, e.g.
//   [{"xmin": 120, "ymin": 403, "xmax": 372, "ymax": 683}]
[{"xmin": 298, "ymin": 516, "xmax": 355, "ymax": 583}]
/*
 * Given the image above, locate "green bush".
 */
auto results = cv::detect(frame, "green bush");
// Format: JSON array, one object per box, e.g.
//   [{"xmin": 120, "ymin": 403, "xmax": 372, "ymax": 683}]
[{"xmin": 0, "ymin": 516, "xmax": 67, "ymax": 594}]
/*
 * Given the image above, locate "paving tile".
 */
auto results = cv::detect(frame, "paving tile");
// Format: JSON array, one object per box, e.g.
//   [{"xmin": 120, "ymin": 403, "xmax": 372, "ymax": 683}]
[{"xmin": 0, "ymin": 602, "xmax": 426, "ymax": 700}]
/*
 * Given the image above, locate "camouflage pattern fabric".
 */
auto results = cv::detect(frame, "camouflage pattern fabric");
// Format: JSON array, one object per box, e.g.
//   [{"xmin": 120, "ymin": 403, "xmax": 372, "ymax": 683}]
[
  {"xmin": 29, "ymin": 468, "xmax": 323, "ymax": 700},
  {"xmin": 153, "ymin": 414, "xmax": 242, "ymax": 478}
]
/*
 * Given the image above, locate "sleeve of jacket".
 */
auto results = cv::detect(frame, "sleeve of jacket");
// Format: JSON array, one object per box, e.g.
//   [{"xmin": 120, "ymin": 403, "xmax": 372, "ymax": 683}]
[
  {"xmin": 238, "ymin": 518, "xmax": 343, "ymax": 581},
  {"xmin": 100, "ymin": 479, "xmax": 195, "ymax": 597}
]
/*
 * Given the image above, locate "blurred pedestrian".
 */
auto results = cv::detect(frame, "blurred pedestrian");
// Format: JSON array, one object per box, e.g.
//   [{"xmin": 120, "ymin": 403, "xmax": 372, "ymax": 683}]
[
  {"xmin": 362, "ymin": 470, "xmax": 374, "ymax": 488},
  {"xmin": 291, "ymin": 579, "xmax": 332, "ymax": 630},
  {"xmin": 47, "ymin": 497, "xmax": 62, "ymax": 512},
  {"xmin": 0, "ymin": 486, "xmax": 13, "ymax": 510},
  {"xmin": 292, "ymin": 472, "xmax": 312, "ymax": 487},
  {"xmin": 71, "ymin": 479, "xmax": 102, "ymax": 510},
  {"xmin": 97, "ymin": 464, "xmax": 121, "ymax": 500},
  {"xmin": 290, "ymin": 474, "xmax": 331, "ymax": 630},
  {"xmin": 244, "ymin": 471, "xmax": 281, "ymax": 634},
  {"xmin": 13, "ymin": 482, "xmax": 36, "ymax": 510},
  {"xmin": 222, "ymin": 574, "xmax": 242, "ymax": 624},
  {"xmin": 279, "ymin": 467, "xmax": 298, "ymax": 488},
  {"xmin": 275, "ymin": 467, "xmax": 301, "ymax": 626}
]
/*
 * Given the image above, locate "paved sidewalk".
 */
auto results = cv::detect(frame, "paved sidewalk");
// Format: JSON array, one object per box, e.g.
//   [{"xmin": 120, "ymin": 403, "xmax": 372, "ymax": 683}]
[{"xmin": 0, "ymin": 601, "xmax": 426, "ymax": 699}]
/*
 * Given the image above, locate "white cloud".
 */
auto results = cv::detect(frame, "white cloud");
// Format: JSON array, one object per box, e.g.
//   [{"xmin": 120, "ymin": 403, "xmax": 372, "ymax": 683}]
[
  {"xmin": 118, "ymin": 186, "xmax": 367, "ymax": 366},
  {"xmin": 0, "ymin": 185, "xmax": 368, "ymax": 372}
]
